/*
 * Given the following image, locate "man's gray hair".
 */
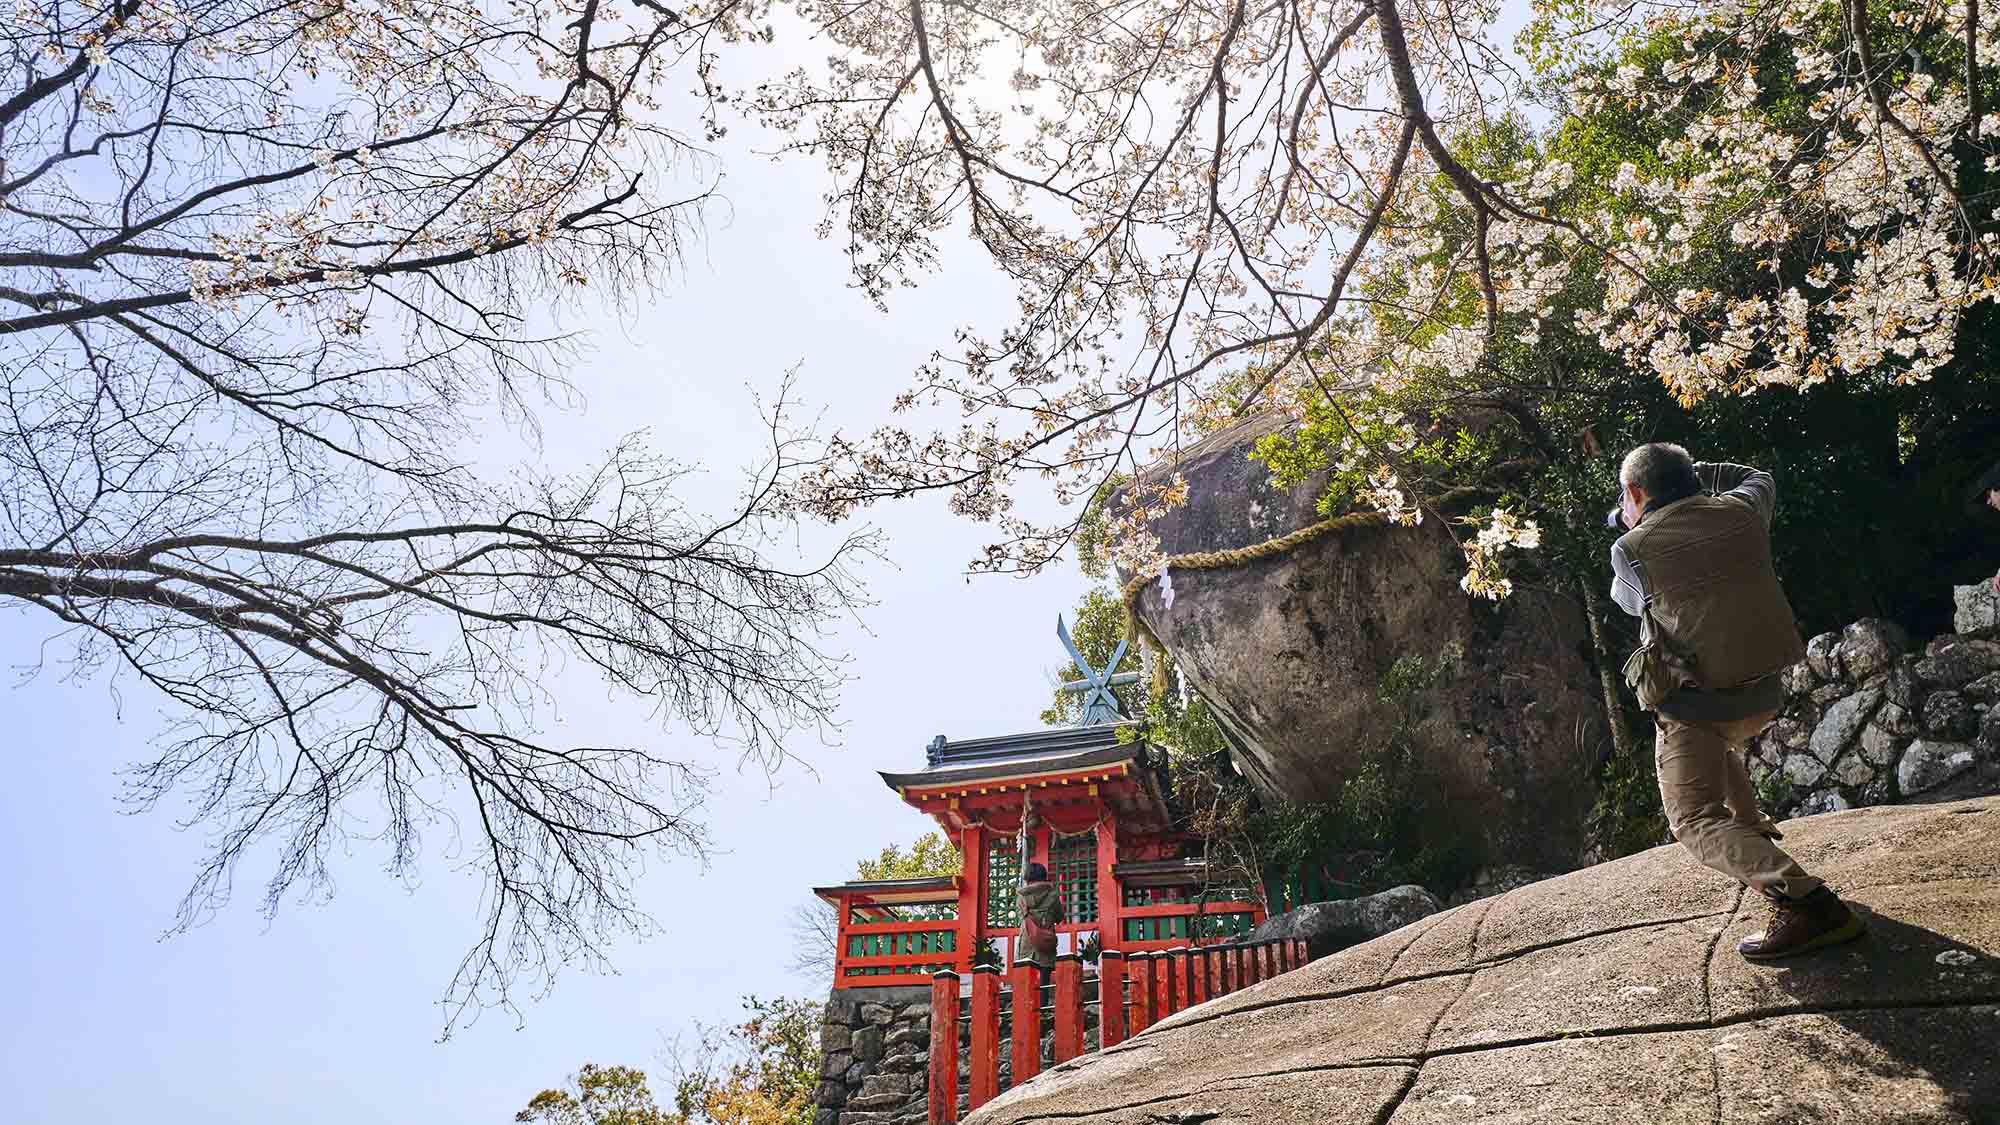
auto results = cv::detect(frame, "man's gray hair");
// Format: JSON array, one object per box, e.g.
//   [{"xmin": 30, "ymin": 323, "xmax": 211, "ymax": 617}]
[{"xmin": 1620, "ymin": 442, "xmax": 1701, "ymax": 500}]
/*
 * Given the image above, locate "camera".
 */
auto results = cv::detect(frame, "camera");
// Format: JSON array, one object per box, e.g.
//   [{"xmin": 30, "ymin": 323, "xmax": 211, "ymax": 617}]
[{"xmin": 1606, "ymin": 505, "xmax": 1624, "ymax": 530}]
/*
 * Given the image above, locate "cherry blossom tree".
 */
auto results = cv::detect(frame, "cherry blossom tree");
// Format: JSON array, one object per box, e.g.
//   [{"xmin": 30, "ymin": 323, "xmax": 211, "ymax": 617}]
[
  {"xmin": 0, "ymin": 0, "xmax": 869, "ymax": 1031},
  {"xmin": 749, "ymin": 0, "xmax": 2000, "ymax": 584}
]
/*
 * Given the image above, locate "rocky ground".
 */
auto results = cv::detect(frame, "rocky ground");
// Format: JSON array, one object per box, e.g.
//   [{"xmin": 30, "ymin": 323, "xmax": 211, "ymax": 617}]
[{"xmin": 964, "ymin": 797, "xmax": 2000, "ymax": 1123}]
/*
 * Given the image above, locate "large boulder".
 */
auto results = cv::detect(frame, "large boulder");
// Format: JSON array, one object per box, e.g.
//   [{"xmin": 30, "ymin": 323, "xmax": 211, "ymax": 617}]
[
  {"xmin": 1245, "ymin": 885, "xmax": 1442, "ymax": 960},
  {"xmin": 1119, "ymin": 413, "xmax": 1606, "ymax": 874},
  {"xmin": 966, "ymin": 798, "xmax": 2000, "ymax": 1124}
]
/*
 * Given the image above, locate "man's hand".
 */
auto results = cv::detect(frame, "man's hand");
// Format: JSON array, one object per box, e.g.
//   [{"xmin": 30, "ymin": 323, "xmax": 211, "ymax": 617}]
[{"xmin": 1990, "ymin": 571, "xmax": 1999, "ymax": 595}]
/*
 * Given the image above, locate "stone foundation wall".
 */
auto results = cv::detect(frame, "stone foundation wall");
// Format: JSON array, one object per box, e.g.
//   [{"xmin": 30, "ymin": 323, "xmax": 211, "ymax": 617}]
[
  {"xmin": 814, "ymin": 974, "xmax": 1103, "ymax": 1125},
  {"xmin": 1747, "ymin": 583, "xmax": 2000, "ymax": 815},
  {"xmin": 814, "ymin": 985, "xmax": 933, "ymax": 1125}
]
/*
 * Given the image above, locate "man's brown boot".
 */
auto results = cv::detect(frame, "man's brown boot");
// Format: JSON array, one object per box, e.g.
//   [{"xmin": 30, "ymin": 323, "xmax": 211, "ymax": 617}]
[{"xmin": 1737, "ymin": 887, "xmax": 1864, "ymax": 961}]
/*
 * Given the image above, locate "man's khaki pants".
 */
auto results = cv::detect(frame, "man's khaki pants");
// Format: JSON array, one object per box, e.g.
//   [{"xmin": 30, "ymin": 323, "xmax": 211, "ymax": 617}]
[{"xmin": 1655, "ymin": 711, "xmax": 1823, "ymax": 900}]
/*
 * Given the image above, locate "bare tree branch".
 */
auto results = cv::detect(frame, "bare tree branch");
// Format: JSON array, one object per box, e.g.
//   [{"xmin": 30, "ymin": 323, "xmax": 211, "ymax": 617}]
[{"xmin": 1, "ymin": 0, "xmax": 871, "ymax": 1036}]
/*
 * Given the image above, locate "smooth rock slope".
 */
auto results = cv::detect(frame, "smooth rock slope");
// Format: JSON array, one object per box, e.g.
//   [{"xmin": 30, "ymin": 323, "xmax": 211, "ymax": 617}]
[{"xmin": 966, "ymin": 798, "xmax": 2000, "ymax": 1124}]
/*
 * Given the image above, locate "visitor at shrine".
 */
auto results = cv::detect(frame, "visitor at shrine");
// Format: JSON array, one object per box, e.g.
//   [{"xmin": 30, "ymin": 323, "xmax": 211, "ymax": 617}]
[
  {"xmin": 1019, "ymin": 863, "xmax": 1062, "ymax": 971},
  {"xmin": 1609, "ymin": 442, "xmax": 1865, "ymax": 960}
]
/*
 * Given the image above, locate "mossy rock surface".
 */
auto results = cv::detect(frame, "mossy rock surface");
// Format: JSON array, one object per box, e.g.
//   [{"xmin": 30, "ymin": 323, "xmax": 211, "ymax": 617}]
[{"xmin": 967, "ymin": 797, "xmax": 2000, "ymax": 1124}]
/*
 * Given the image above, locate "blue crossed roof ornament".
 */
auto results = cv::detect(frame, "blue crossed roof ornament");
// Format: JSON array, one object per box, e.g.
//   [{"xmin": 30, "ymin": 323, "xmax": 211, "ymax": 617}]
[{"xmin": 1056, "ymin": 614, "xmax": 1139, "ymax": 726}]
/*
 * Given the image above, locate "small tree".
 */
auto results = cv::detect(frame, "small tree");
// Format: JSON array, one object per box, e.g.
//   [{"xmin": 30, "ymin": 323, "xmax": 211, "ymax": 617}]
[
  {"xmin": 516, "ymin": 1064, "xmax": 674, "ymax": 1125},
  {"xmin": 664, "ymin": 996, "xmax": 823, "ymax": 1125},
  {"xmin": 853, "ymin": 832, "xmax": 962, "ymax": 882}
]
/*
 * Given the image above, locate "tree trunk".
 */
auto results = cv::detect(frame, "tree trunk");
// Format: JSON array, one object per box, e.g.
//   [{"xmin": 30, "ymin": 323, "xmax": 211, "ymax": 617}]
[{"xmin": 1580, "ymin": 578, "xmax": 1635, "ymax": 759}]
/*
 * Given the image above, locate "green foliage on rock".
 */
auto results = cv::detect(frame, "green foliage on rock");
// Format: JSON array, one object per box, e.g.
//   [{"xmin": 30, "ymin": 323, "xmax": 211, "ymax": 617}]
[
  {"xmin": 1252, "ymin": 648, "xmax": 1487, "ymax": 899},
  {"xmin": 1250, "ymin": 749, "xmax": 1484, "ymax": 900},
  {"xmin": 1588, "ymin": 744, "xmax": 1669, "ymax": 863}
]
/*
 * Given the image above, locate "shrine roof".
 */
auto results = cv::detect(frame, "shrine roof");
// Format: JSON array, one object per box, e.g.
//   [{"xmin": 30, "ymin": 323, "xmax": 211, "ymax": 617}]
[
  {"xmin": 878, "ymin": 722, "xmax": 1149, "ymax": 791},
  {"xmin": 809, "ymin": 875, "xmax": 957, "ymax": 905}
]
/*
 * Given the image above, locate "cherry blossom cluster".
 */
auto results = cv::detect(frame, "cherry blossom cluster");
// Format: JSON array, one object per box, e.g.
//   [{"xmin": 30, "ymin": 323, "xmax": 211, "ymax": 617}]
[{"xmin": 1459, "ymin": 507, "xmax": 1543, "ymax": 600}]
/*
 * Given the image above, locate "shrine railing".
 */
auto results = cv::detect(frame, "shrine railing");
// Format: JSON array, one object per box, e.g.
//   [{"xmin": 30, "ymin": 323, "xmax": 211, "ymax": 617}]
[
  {"xmin": 1117, "ymin": 899, "xmax": 1262, "ymax": 949},
  {"xmin": 840, "ymin": 919, "xmax": 960, "ymax": 987},
  {"xmin": 834, "ymin": 885, "xmax": 962, "ymax": 988},
  {"xmin": 925, "ymin": 939, "xmax": 1310, "ymax": 1124},
  {"xmin": 1264, "ymin": 864, "xmax": 1368, "ymax": 913}
]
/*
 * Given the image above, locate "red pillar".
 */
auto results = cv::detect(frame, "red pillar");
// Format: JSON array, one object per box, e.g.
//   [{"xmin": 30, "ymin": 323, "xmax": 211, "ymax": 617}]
[
  {"xmin": 1244, "ymin": 943, "xmax": 1263, "ymax": 987},
  {"xmin": 1172, "ymin": 947, "xmax": 1193, "ymax": 1014},
  {"xmin": 1052, "ymin": 954, "xmax": 1084, "ymax": 1063},
  {"xmin": 1095, "ymin": 810, "xmax": 1121, "ymax": 954},
  {"xmin": 1220, "ymin": 945, "xmax": 1238, "ymax": 994},
  {"xmin": 957, "ymin": 825, "xmax": 985, "ymax": 973},
  {"xmin": 928, "ymin": 971, "xmax": 960, "ymax": 1124},
  {"xmin": 1098, "ymin": 950, "xmax": 1127, "ymax": 1048},
  {"xmin": 1187, "ymin": 946, "xmax": 1208, "ymax": 1007},
  {"xmin": 1153, "ymin": 947, "xmax": 1176, "ymax": 1018},
  {"xmin": 1129, "ymin": 952, "xmax": 1154, "ymax": 1032},
  {"xmin": 1010, "ymin": 959, "xmax": 1042, "ymax": 1085},
  {"xmin": 830, "ymin": 892, "xmax": 848, "ymax": 985},
  {"xmin": 969, "ymin": 966, "xmax": 1001, "ymax": 1111}
]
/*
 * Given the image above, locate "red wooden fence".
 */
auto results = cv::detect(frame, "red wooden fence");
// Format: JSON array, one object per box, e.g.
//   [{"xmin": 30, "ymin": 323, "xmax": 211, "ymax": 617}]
[{"xmin": 926, "ymin": 939, "xmax": 1311, "ymax": 1122}]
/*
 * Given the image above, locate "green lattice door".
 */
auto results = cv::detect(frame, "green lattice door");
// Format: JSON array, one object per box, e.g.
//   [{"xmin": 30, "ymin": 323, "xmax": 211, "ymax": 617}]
[
  {"xmin": 986, "ymin": 838, "xmax": 1019, "ymax": 928},
  {"xmin": 1050, "ymin": 831, "xmax": 1097, "ymax": 923}
]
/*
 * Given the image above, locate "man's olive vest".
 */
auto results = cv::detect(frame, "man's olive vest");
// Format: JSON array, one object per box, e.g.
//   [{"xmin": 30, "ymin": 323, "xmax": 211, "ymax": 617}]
[{"xmin": 1616, "ymin": 492, "xmax": 1805, "ymax": 690}]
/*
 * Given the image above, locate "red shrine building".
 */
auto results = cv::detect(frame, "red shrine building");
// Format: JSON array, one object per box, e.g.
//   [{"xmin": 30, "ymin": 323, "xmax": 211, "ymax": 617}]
[{"xmin": 811, "ymin": 722, "xmax": 1267, "ymax": 989}]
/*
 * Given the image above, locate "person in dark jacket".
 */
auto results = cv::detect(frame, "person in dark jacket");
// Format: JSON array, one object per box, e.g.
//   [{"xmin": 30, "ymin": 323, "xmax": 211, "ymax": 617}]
[
  {"xmin": 1019, "ymin": 863, "xmax": 1063, "ymax": 971},
  {"xmin": 1611, "ymin": 442, "xmax": 1863, "ymax": 960}
]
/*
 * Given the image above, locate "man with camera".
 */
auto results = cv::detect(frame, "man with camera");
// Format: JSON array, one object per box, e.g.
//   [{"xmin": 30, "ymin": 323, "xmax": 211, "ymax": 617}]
[{"xmin": 1609, "ymin": 443, "xmax": 1864, "ymax": 960}]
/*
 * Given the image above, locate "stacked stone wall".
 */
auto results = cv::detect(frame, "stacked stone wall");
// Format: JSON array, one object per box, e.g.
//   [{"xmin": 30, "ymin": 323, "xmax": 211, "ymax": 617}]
[
  {"xmin": 814, "ymin": 975, "xmax": 1104, "ymax": 1125},
  {"xmin": 814, "ymin": 986, "xmax": 933, "ymax": 1125},
  {"xmin": 1747, "ymin": 583, "xmax": 2000, "ymax": 814}
]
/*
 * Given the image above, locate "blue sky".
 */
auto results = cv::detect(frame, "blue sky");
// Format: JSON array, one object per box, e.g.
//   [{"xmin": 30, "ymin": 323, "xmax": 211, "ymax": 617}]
[{"xmin": 0, "ymin": 70, "xmax": 1103, "ymax": 1122}]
